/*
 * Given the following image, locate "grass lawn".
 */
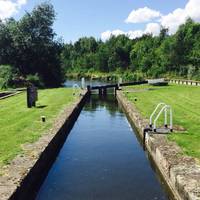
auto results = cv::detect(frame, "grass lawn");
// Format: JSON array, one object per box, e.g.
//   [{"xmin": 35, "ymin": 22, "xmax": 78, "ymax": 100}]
[
  {"xmin": 124, "ymin": 84, "xmax": 200, "ymax": 160},
  {"xmin": 0, "ymin": 88, "xmax": 77, "ymax": 166}
]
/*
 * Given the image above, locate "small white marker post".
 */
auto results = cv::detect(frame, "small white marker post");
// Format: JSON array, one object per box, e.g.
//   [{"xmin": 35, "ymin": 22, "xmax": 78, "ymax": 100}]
[
  {"xmin": 118, "ymin": 77, "xmax": 122, "ymax": 90},
  {"xmin": 81, "ymin": 77, "xmax": 85, "ymax": 89}
]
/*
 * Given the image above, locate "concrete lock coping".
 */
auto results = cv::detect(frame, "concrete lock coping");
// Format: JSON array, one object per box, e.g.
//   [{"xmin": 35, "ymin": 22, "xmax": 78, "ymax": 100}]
[{"xmin": 116, "ymin": 91, "xmax": 200, "ymax": 200}]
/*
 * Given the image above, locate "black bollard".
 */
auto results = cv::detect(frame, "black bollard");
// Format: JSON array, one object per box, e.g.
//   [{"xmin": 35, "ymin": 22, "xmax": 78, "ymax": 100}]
[
  {"xmin": 41, "ymin": 116, "xmax": 46, "ymax": 122},
  {"xmin": 103, "ymin": 88, "xmax": 107, "ymax": 96},
  {"xmin": 143, "ymin": 127, "xmax": 152, "ymax": 151},
  {"xmin": 87, "ymin": 85, "xmax": 91, "ymax": 96}
]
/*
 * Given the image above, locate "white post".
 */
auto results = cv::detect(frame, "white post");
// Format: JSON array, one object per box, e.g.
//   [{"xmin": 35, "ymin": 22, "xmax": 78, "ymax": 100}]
[
  {"xmin": 170, "ymin": 108, "xmax": 173, "ymax": 131},
  {"xmin": 118, "ymin": 77, "xmax": 122, "ymax": 88},
  {"xmin": 81, "ymin": 77, "xmax": 85, "ymax": 89},
  {"xmin": 164, "ymin": 107, "xmax": 167, "ymax": 127},
  {"xmin": 153, "ymin": 105, "xmax": 168, "ymax": 131}
]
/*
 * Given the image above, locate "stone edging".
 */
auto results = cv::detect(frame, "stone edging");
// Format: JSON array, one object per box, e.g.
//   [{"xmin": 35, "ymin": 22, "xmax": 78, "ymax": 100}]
[
  {"xmin": 0, "ymin": 92, "xmax": 22, "ymax": 100},
  {"xmin": 116, "ymin": 90, "xmax": 200, "ymax": 200},
  {"xmin": 0, "ymin": 91, "xmax": 89, "ymax": 200}
]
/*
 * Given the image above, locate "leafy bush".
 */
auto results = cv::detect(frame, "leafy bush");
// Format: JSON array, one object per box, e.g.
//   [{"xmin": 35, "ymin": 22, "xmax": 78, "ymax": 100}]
[
  {"xmin": 0, "ymin": 65, "xmax": 13, "ymax": 89},
  {"xmin": 26, "ymin": 74, "xmax": 44, "ymax": 88}
]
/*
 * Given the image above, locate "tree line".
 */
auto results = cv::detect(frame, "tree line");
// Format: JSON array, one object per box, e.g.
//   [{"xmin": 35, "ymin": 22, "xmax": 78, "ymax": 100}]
[
  {"xmin": 62, "ymin": 18, "xmax": 200, "ymax": 81},
  {"xmin": 0, "ymin": 2, "xmax": 200, "ymax": 89}
]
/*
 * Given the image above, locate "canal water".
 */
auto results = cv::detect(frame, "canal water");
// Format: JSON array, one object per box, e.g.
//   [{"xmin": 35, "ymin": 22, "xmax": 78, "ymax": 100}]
[{"xmin": 36, "ymin": 94, "xmax": 168, "ymax": 200}]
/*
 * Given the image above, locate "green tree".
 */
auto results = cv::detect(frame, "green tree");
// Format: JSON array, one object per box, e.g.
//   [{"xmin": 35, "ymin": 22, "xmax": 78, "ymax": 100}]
[
  {"xmin": 0, "ymin": 65, "xmax": 13, "ymax": 89},
  {"xmin": 130, "ymin": 34, "xmax": 156, "ymax": 74},
  {"xmin": 0, "ymin": 2, "xmax": 64, "ymax": 87}
]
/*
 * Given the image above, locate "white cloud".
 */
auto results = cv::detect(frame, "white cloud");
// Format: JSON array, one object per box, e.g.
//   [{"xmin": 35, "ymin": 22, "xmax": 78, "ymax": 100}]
[
  {"xmin": 101, "ymin": 29, "xmax": 125, "ymax": 41},
  {"xmin": 101, "ymin": 29, "xmax": 140, "ymax": 41},
  {"xmin": 101, "ymin": 0, "xmax": 200, "ymax": 40},
  {"xmin": 144, "ymin": 23, "xmax": 160, "ymax": 36},
  {"xmin": 125, "ymin": 7, "xmax": 161, "ymax": 23},
  {"xmin": 0, "ymin": 0, "xmax": 27, "ymax": 20},
  {"xmin": 161, "ymin": 0, "xmax": 200, "ymax": 34},
  {"xmin": 127, "ymin": 30, "xmax": 144, "ymax": 39},
  {"xmin": 161, "ymin": 8, "xmax": 186, "ymax": 34},
  {"xmin": 185, "ymin": 0, "xmax": 200, "ymax": 21},
  {"xmin": 111, "ymin": 29, "xmax": 125, "ymax": 36},
  {"xmin": 101, "ymin": 23, "xmax": 161, "ymax": 41},
  {"xmin": 101, "ymin": 31, "xmax": 112, "ymax": 41}
]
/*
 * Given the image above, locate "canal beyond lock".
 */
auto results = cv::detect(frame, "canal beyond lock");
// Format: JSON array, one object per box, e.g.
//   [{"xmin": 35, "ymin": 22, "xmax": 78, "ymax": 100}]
[{"xmin": 36, "ymin": 94, "xmax": 169, "ymax": 200}]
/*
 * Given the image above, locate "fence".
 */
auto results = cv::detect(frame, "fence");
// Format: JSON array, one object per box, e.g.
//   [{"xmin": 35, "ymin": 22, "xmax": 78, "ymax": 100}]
[{"xmin": 170, "ymin": 79, "xmax": 200, "ymax": 86}]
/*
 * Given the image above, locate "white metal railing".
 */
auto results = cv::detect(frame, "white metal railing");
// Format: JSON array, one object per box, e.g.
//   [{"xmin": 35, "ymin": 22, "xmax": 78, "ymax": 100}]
[
  {"xmin": 150, "ymin": 103, "xmax": 173, "ymax": 132},
  {"xmin": 73, "ymin": 84, "xmax": 81, "ymax": 96},
  {"xmin": 149, "ymin": 103, "xmax": 166, "ymax": 127},
  {"xmin": 153, "ymin": 105, "xmax": 173, "ymax": 131}
]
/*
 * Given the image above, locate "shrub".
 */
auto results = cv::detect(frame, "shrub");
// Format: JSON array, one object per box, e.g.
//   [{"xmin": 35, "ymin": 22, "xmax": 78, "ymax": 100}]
[
  {"xmin": 0, "ymin": 65, "xmax": 13, "ymax": 89},
  {"xmin": 26, "ymin": 74, "xmax": 44, "ymax": 88}
]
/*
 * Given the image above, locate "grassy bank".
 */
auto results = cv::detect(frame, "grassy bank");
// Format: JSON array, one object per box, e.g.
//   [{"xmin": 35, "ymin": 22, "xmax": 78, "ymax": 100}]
[
  {"xmin": 0, "ymin": 88, "xmax": 77, "ymax": 166},
  {"xmin": 123, "ymin": 84, "xmax": 200, "ymax": 160}
]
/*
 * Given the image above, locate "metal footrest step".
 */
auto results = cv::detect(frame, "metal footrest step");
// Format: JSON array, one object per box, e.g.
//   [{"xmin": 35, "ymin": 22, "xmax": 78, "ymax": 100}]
[{"xmin": 150, "ymin": 127, "xmax": 172, "ymax": 134}]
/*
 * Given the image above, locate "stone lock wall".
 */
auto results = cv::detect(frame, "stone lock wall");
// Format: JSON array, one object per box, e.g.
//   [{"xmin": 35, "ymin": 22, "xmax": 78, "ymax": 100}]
[{"xmin": 117, "ymin": 91, "xmax": 200, "ymax": 200}]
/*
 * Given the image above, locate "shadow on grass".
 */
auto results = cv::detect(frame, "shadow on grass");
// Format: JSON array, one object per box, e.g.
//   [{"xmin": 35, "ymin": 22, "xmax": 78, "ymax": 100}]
[{"xmin": 36, "ymin": 105, "xmax": 48, "ymax": 109}]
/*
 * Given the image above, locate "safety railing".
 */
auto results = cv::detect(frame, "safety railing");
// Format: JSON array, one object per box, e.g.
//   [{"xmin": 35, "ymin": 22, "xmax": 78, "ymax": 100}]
[
  {"xmin": 149, "ymin": 103, "xmax": 166, "ymax": 127},
  {"xmin": 149, "ymin": 103, "xmax": 173, "ymax": 132},
  {"xmin": 73, "ymin": 84, "xmax": 81, "ymax": 96}
]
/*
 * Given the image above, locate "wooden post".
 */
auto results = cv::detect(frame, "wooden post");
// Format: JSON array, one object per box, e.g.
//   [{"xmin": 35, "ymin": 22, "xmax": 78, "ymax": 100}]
[
  {"xmin": 27, "ymin": 87, "xmax": 31, "ymax": 108},
  {"xmin": 99, "ymin": 88, "xmax": 103, "ymax": 96},
  {"xmin": 114, "ymin": 86, "xmax": 118, "ymax": 95},
  {"xmin": 103, "ymin": 88, "xmax": 107, "ymax": 96},
  {"xmin": 27, "ymin": 85, "xmax": 38, "ymax": 108},
  {"xmin": 87, "ymin": 85, "xmax": 91, "ymax": 95}
]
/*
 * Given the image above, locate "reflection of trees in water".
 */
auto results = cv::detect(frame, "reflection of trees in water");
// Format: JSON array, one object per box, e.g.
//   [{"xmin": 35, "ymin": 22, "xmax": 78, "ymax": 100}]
[{"xmin": 84, "ymin": 94, "xmax": 122, "ymax": 116}]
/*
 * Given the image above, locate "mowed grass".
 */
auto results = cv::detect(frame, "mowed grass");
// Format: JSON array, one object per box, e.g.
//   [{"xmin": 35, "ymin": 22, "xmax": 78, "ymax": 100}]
[
  {"xmin": 0, "ymin": 88, "xmax": 77, "ymax": 166},
  {"xmin": 124, "ymin": 84, "xmax": 200, "ymax": 160}
]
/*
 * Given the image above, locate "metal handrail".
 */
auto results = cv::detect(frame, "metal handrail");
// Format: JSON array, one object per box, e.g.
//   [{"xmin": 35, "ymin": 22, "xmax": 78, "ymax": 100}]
[
  {"xmin": 73, "ymin": 84, "xmax": 81, "ymax": 95},
  {"xmin": 153, "ymin": 105, "xmax": 173, "ymax": 132},
  {"xmin": 149, "ymin": 103, "xmax": 166, "ymax": 127}
]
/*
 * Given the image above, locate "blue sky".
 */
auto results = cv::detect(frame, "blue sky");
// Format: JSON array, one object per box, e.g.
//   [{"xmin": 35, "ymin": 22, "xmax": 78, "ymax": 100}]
[{"xmin": 1, "ymin": 0, "xmax": 198, "ymax": 42}]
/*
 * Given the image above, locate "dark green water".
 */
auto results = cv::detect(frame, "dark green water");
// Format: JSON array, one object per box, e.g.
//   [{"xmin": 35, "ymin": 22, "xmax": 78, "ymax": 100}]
[{"xmin": 36, "ymin": 94, "xmax": 168, "ymax": 200}]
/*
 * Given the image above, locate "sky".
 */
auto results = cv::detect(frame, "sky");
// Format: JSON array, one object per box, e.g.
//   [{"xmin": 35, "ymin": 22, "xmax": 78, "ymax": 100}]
[{"xmin": 0, "ymin": 0, "xmax": 200, "ymax": 43}]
